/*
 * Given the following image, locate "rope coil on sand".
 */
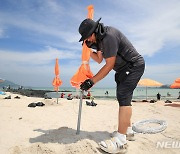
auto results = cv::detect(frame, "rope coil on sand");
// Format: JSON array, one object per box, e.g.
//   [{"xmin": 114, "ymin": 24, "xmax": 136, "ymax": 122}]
[{"xmin": 132, "ymin": 119, "xmax": 167, "ymax": 134}]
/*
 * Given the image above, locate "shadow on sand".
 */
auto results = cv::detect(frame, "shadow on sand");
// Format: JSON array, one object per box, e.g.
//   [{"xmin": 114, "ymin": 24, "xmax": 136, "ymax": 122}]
[
  {"xmin": 29, "ymin": 127, "xmax": 110, "ymax": 153},
  {"xmin": 164, "ymin": 103, "xmax": 180, "ymax": 108},
  {"xmin": 30, "ymin": 127, "xmax": 110, "ymax": 144}
]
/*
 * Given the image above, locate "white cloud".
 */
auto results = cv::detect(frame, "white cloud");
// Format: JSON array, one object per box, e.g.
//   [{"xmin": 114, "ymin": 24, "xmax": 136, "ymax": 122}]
[
  {"xmin": 1, "ymin": 0, "xmax": 180, "ymax": 56},
  {"xmin": 0, "ymin": 27, "xmax": 5, "ymax": 38},
  {"xmin": 45, "ymin": 0, "xmax": 63, "ymax": 13},
  {"xmin": 0, "ymin": 41, "xmax": 179, "ymax": 87},
  {"xmin": 0, "ymin": 46, "xmax": 179, "ymax": 86},
  {"xmin": 0, "ymin": 0, "xmax": 180, "ymax": 87},
  {"xmin": 0, "ymin": 46, "xmax": 81, "ymax": 87},
  {"xmin": 99, "ymin": 0, "xmax": 180, "ymax": 57},
  {"xmin": 0, "ymin": 46, "xmax": 80, "ymax": 65},
  {"xmin": 143, "ymin": 63, "xmax": 180, "ymax": 84},
  {"xmin": 125, "ymin": 1, "xmax": 180, "ymax": 56},
  {"xmin": 0, "ymin": 46, "xmax": 113, "ymax": 87},
  {"xmin": 0, "ymin": 0, "xmax": 82, "ymax": 43},
  {"xmin": 0, "ymin": 12, "xmax": 79, "ymax": 43}
]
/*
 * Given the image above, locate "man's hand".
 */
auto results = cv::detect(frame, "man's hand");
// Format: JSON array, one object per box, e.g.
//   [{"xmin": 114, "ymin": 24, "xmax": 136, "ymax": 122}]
[{"xmin": 80, "ymin": 79, "xmax": 94, "ymax": 91}]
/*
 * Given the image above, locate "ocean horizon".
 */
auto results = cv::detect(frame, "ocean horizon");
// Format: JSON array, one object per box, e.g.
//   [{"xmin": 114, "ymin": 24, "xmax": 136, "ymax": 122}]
[
  {"xmin": 29, "ymin": 86, "xmax": 180, "ymax": 101},
  {"xmin": 1, "ymin": 85, "xmax": 179, "ymax": 101}
]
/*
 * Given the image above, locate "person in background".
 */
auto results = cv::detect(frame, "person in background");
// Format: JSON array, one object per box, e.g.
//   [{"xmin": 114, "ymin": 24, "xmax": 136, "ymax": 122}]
[
  {"xmin": 78, "ymin": 18, "xmax": 145, "ymax": 153},
  {"xmin": 157, "ymin": 92, "xmax": 161, "ymax": 101},
  {"xmin": 67, "ymin": 93, "xmax": 73, "ymax": 100},
  {"xmin": 86, "ymin": 91, "xmax": 91, "ymax": 99},
  {"xmin": 167, "ymin": 92, "xmax": 171, "ymax": 97},
  {"xmin": 105, "ymin": 90, "xmax": 109, "ymax": 95},
  {"xmin": 177, "ymin": 91, "xmax": 180, "ymax": 99},
  {"xmin": 60, "ymin": 93, "xmax": 65, "ymax": 98}
]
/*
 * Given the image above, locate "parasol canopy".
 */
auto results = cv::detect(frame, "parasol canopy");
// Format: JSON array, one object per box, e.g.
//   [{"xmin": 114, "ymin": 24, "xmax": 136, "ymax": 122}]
[
  {"xmin": 138, "ymin": 78, "xmax": 163, "ymax": 87},
  {"xmin": 170, "ymin": 78, "xmax": 180, "ymax": 89},
  {"xmin": 70, "ymin": 5, "xmax": 94, "ymax": 89}
]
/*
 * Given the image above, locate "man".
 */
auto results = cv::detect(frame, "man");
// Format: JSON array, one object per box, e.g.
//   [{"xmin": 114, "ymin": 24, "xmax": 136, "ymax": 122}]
[
  {"xmin": 79, "ymin": 18, "xmax": 145, "ymax": 153},
  {"xmin": 157, "ymin": 92, "xmax": 161, "ymax": 100}
]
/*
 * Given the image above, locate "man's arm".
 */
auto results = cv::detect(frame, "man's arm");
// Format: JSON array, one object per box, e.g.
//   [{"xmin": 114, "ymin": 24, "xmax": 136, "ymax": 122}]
[
  {"xmin": 90, "ymin": 50, "xmax": 103, "ymax": 64},
  {"xmin": 91, "ymin": 56, "xmax": 116, "ymax": 84}
]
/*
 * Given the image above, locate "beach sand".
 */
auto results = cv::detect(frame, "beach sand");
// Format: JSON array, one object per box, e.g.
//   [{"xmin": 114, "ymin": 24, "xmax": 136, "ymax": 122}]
[{"xmin": 0, "ymin": 92, "xmax": 180, "ymax": 154}]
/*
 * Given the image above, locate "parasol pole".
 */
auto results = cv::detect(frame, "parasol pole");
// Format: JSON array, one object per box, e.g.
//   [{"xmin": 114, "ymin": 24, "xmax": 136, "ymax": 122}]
[
  {"xmin": 76, "ymin": 90, "xmax": 83, "ymax": 135},
  {"xmin": 57, "ymin": 90, "xmax": 58, "ymax": 104},
  {"xmin": 146, "ymin": 86, "xmax": 147, "ymax": 100}
]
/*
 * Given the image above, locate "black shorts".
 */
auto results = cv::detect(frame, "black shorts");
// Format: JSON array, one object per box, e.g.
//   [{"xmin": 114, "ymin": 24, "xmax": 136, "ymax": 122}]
[{"xmin": 115, "ymin": 59, "xmax": 145, "ymax": 106}]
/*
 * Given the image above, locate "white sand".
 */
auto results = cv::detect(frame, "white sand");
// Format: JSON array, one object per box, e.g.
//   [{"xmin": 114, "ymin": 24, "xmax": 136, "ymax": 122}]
[{"xmin": 0, "ymin": 92, "xmax": 180, "ymax": 154}]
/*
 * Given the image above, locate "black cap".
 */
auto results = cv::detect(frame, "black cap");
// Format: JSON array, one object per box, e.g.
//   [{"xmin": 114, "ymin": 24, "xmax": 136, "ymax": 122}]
[{"xmin": 78, "ymin": 18, "xmax": 101, "ymax": 42}]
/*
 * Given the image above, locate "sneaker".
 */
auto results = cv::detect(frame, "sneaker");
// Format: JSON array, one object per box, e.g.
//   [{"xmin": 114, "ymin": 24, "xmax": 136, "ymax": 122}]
[
  {"xmin": 110, "ymin": 131, "xmax": 135, "ymax": 141},
  {"xmin": 126, "ymin": 133, "xmax": 135, "ymax": 141}
]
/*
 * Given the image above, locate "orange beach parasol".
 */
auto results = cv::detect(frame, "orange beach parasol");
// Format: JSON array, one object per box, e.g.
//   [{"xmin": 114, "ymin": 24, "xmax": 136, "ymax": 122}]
[
  {"xmin": 52, "ymin": 58, "xmax": 62, "ymax": 103},
  {"xmin": 70, "ymin": 5, "xmax": 94, "ymax": 88},
  {"xmin": 72, "ymin": 5, "xmax": 94, "ymax": 135},
  {"xmin": 170, "ymin": 78, "xmax": 180, "ymax": 89}
]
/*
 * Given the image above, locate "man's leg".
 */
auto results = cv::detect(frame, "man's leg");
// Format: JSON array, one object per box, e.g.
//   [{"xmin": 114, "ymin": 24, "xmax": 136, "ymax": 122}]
[
  {"xmin": 118, "ymin": 106, "xmax": 132, "ymax": 134},
  {"xmin": 99, "ymin": 106, "xmax": 129, "ymax": 153}
]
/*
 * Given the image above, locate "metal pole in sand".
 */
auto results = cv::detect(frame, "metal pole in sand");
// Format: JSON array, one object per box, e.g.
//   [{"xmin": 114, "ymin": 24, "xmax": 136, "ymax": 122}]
[
  {"xmin": 57, "ymin": 91, "xmax": 58, "ymax": 104},
  {"xmin": 146, "ymin": 86, "xmax": 147, "ymax": 100},
  {"xmin": 76, "ymin": 90, "xmax": 83, "ymax": 135}
]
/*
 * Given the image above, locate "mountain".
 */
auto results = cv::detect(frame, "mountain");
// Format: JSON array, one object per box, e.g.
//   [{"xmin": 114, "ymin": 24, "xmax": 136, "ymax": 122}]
[
  {"xmin": 160, "ymin": 85, "xmax": 171, "ymax": 88},
  {"xmin": 0, "ymin": 80, "xmax": 20, "ymax": 88}
]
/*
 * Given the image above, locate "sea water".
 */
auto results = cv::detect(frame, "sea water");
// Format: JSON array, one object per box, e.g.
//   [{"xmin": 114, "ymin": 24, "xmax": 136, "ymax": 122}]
[{"xmin": 32, "ymin": 87, "xmax": 180, "ymax": 101}]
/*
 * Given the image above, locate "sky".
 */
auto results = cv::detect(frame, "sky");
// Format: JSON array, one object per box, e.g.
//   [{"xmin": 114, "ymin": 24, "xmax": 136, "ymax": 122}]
[{"xmin": 0, "ymin": 0, "xmax": 180, "ymax": 88}]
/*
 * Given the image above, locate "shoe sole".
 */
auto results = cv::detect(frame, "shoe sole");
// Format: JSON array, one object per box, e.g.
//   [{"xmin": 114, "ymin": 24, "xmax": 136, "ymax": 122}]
[{"xmin": 99, "ymin": 143, "xmax": 128, "ymax": 154}]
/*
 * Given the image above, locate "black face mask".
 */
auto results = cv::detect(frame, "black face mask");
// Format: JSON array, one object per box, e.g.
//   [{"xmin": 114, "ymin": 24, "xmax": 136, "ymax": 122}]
[{"xmin": 85, "ymin": 40, "xmax": 98, "ymax": 50}]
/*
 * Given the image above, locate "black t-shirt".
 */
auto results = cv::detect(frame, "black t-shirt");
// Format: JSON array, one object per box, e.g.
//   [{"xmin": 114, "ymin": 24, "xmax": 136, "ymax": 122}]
[{"xmin": 99, "ymin": 26, "xmax": 143, "ymax": 72}]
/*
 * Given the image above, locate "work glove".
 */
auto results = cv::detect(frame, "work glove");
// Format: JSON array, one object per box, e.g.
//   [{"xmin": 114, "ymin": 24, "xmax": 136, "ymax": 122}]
[{"xmin": 80, "ymin": 79, "xmax": 94, "ymax": 91}]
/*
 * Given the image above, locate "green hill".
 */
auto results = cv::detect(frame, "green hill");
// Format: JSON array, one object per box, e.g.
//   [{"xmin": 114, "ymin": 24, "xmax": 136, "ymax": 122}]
[{"xmin": 0, "ymin": 80, "xmax": 20, "ymax": 89}]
